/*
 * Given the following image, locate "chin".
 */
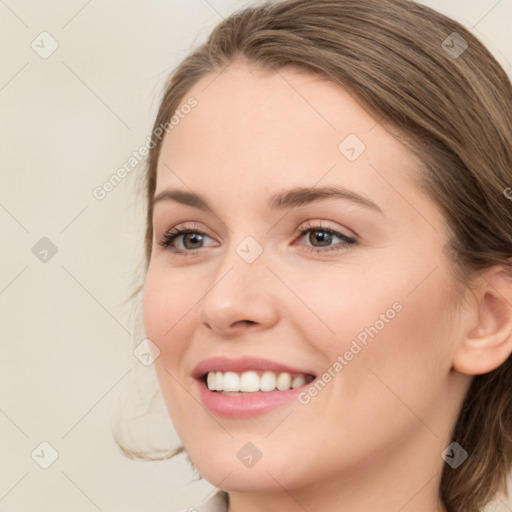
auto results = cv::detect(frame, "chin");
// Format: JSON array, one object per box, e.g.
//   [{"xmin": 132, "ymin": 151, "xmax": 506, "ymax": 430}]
[{"xmin": 187, "ymin": 446, "xmax": 310, "ymax": 492}]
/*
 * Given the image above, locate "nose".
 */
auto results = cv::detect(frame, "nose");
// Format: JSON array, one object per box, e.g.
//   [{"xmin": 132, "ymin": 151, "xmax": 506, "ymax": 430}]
[{"xmin": 195, "ymin": 240, "xmax": 280, "ymax": 337}]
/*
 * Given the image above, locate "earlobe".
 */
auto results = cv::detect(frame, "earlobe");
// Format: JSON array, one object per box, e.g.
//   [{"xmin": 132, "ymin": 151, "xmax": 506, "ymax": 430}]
[{"xmin": 452, "ymin": 266, "xmax": 512, "ymax": 376}]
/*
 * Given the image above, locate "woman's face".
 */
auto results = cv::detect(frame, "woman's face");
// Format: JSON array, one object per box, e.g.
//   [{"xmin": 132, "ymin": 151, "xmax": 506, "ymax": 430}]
[{"xmin": 143, "ymin": 62, "xmax": 469, "ymax": 501}]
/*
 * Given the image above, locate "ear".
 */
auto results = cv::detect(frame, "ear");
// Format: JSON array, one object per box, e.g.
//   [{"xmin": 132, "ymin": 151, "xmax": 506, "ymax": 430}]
[{"xmin": 453, "ymin": 265, "xmax": 512, "ymax": 375}]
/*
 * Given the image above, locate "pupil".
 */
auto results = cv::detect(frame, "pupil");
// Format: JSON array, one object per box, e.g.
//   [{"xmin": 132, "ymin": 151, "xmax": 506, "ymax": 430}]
[
  {"xmin": 185, "ymin": 233, "xmax": 202, "ymax": 249},
  {"xmin": 311, "ymin": 230, "xmax": 330, "ymax": 247}
]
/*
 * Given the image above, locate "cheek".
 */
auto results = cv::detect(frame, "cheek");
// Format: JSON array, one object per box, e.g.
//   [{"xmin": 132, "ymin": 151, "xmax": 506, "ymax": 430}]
[
  {"xmin": 324, "ymin": 269, "xmax": 454, "ymax": 429},
  {"xmin": 142, "ymin": 264, "xmax": 210, "ymax": 411},
  {"xmin": 142, "ymin": 276, "xmax": 167, "ymax": 348},
  {"xmin": 291, "ymin": 265, "xmax": 403, "ymax": 358},
  {"xmin": 142, "ymin": 267, "xmax": 195, "ymax": 418},
  {"xmin": 314, "ymin": 253, "xmax": 453, "ymax": 364},
  {"xmin": 307, "ymin": 259, "xmax": 454, "ymax": 403},
  {"xmin": 142, "ymin": 264, "xmax": 196, "ymax": 349},
  {"xmin": 141, "ymin": 267, "xmax": 198, "ymax": 415}
]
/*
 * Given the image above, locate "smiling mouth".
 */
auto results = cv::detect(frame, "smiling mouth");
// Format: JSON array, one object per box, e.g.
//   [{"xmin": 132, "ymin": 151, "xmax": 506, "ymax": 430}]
[{"xmin": 202, "ymin": 370, "xmax": 316, "ymax": 394}]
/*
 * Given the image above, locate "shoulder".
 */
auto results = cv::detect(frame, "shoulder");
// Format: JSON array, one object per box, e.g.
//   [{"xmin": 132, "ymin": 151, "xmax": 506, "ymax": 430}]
[{"xmin": 175, "ymin": 490, "xmax": 229, "ymax": 512}]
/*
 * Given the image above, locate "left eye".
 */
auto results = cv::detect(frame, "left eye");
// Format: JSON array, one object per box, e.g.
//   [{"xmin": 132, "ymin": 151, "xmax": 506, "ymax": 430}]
[
  {"xmin": 157, "ymin": 223, "xmax": 357, "ymax": 255},
  {"xmin": 296, "ymin": 225, "xmax": 356, "ymax": 253}
]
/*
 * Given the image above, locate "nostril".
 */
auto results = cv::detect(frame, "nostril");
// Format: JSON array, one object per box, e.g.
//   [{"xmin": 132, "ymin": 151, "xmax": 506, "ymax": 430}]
[{"xmin": 234, "ymin": 320, "xmax": 256, "ymax": 327}]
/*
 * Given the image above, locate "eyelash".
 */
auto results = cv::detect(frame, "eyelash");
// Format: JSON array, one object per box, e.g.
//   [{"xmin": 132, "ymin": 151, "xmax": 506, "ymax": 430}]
[{"xmin": 157, "ymin": 221, "xmax": 357, "ymax": 256}]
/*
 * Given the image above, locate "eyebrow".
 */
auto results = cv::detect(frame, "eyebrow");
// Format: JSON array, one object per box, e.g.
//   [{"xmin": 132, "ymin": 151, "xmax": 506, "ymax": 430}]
[{"xmin": 151, "ymin": 185, "xmax": 384, "ymax": 215}]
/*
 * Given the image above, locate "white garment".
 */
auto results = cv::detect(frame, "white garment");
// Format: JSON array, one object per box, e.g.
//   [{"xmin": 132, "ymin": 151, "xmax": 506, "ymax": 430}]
[{"xmin": 177, "ymin": 490, "xmax": 229, "ymax": 512}]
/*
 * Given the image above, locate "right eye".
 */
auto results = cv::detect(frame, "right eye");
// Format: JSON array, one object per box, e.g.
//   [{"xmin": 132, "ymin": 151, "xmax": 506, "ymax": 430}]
[{"xmin": 157, "ymin": 223, "xmax": 217, "ymax": 255}]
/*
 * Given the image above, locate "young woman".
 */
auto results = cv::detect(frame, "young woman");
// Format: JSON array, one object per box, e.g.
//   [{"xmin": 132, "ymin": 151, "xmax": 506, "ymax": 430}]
[{"xmin": 117, "ymin": 0, "xmax": 512, "ymax": 510}]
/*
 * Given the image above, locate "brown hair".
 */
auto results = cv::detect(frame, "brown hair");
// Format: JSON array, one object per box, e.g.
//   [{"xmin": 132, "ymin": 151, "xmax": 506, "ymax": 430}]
[{"xmin": 118, "ymin": 1, "xmax": 512, "ymax": 510}]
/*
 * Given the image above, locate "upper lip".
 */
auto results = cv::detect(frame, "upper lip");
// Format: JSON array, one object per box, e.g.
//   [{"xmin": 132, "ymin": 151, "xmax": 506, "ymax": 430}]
[{"xmin": 192, "ymin": 356, "xmax": 317, "ymax": 380}]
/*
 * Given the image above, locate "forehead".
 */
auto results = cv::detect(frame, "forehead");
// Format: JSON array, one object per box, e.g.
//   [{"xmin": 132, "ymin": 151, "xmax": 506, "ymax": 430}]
[{"xmin": 155, "ymin": 62, "xmax": 426, "ymax": 219}]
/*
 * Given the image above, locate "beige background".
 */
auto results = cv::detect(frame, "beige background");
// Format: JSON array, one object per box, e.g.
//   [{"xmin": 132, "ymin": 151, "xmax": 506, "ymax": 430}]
[{"xmin": 0, "ymin": 0, "xmax": 511, "ymax": 511}]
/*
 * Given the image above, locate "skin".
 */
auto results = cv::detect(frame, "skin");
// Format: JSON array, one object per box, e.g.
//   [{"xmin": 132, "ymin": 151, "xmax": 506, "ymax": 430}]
[{"xmin": 142, "ymin": 61, "xmax": 512, "ymax": 512}]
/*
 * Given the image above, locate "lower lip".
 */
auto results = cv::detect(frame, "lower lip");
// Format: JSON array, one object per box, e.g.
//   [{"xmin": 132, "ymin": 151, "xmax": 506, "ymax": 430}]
[{"xmin": 195, "ymin": 378, "xmax": 312, "ymax": 418}]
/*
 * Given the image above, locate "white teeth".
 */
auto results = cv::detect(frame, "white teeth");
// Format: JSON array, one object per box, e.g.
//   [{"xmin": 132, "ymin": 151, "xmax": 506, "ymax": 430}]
[
  {"xmin": 291, "ymin": 375, "xmax": 306, "ymax": 388},
  {"xmin": 276, "ymin": 372, "xmax": 291, "ymax": 391},
  {"xmin": 260, "ymin": 371, "xmax": 276, "ymax": 392},
  {"xmin": 207, "ymin": 372, "xmax": 216, "ymax": 390},
  {"xmin": 223, "ymin": 371, "xmax": 240, "ymax": 392},
  {"xmin": 240, "ymin": 371, "xmax": 260, "ymax": 392},
  {"xmin": 215, "ymin": 371, "xmax": 223, "ymax": 391},
  {"xmin": 205, "ymin": 370, "xmax": 313, "ymax": 393}
]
